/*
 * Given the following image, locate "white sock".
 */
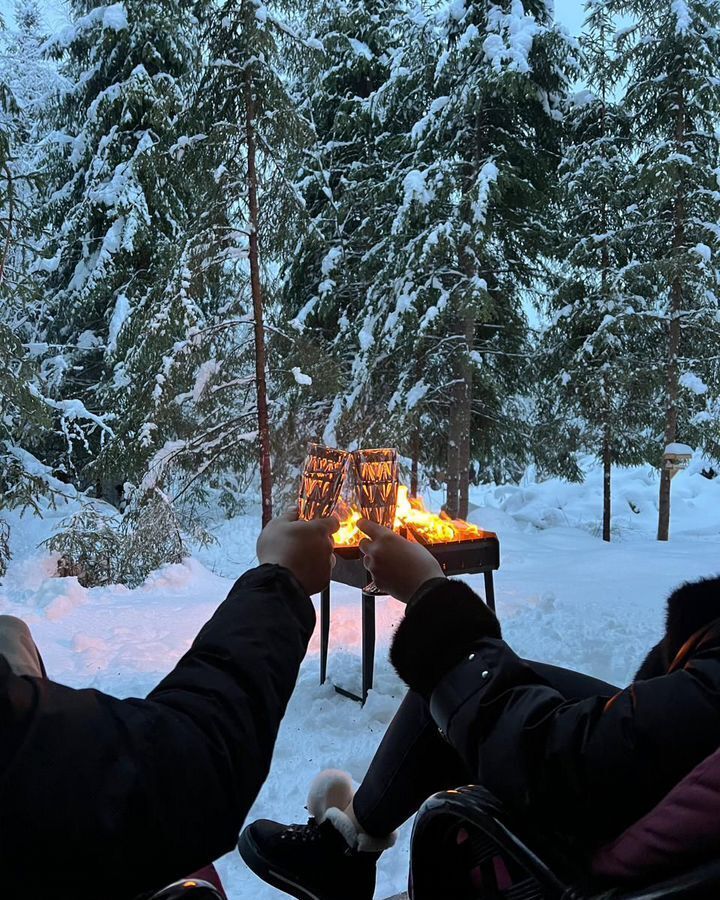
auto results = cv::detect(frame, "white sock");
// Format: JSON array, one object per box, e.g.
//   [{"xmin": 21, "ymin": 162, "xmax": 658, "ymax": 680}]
[{"xmin": 306, "ymin": 769, "xmax": 397, "ymax": 853}]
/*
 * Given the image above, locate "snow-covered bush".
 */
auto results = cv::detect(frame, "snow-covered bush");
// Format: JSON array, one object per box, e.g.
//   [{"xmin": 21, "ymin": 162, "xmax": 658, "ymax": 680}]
[{"xmin": 45, "ymin": 489, "xmax": 192, "ymax": 588}]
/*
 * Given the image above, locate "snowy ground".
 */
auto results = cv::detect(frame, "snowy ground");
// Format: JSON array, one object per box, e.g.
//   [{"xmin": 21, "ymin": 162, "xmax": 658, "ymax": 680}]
[{"xmin": 2, "ymin": 460, "xmax": 720, "ymax": 899}]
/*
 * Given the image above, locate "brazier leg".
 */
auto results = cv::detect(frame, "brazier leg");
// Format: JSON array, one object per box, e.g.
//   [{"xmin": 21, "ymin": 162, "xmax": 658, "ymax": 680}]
[
  {"xmin": 484, "ymin": 571, "xmax": 496, "ymax": 614},
  {"xmin": 361, "ymin": 591, "xmax": 376, "ymax": 703},
  {"xmin": 320, "ymin": 586, "xmax": 330, "ymax": 685}
]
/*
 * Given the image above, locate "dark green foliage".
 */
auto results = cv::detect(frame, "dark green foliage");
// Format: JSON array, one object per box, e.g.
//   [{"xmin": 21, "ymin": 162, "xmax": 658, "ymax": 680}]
[
  {"xmin": 609, "ymin": 0, "xmax": 720, "ymax": 457},
  {"xmin": 274, "ymin": 0, "xmax": 405, "ymax": 462},
  {"xmin": 537, "ymin": 2, "xmax": 657, "ymax": 482},
  {"xmin": 0, "ymin": 15, "xmax": 55, "ymax": 513},
  {"xmin": 44, "ymin": 488, "xmax": 205, "ymax": 588},
  {"xmin": 38, "ymin": 0, "xmax": 205, "ymax": 482},
  {"xmin": 343, "ymin": 0, "xmax": 577, "ymax": 492},
  {"xmin": 193, "ymin": 0, "xmax": 315, "ymax": 499}
]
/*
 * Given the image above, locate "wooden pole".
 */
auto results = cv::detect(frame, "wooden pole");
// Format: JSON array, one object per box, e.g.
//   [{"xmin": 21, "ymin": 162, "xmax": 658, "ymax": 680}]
[
  {"xmin": 599, "ymin": 54, "xmax": 612, "ymax": 545},
  {"xmin": 446, "ymin": 322, "xmax": 463, "ymax": 519}
]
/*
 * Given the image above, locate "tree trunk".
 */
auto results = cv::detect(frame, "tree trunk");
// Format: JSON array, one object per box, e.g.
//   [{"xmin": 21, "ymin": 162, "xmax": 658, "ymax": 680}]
[
  {"xmin": 0, "ymin": 164, "xmax": 15, "ymax": 289},
  {"xmin": 599, "ymin": 81, "xmax": 612, "ymax": 545},
  {"xmin": 446, "ymin": 398, "xmax": 461, "ymax": 518},
  {"xmin": 458, "ymin": 312, "xmax": 475, "ymax": 520},
  {"xmin": 244, "ymin": 72, "xmax": 273, "ymax": 527},
  {"xmin": 657, "ymin": 281, "xmax": 682, "ymax": 542},
  {"xmin": 446, "ymin": 344, "xmax": 462, "ymax": 518},
  {"xmin": 410, "ymin": 427, "xmax": 419, "ymax": 498},
  {"xmin": 602, "ymin": 427, "xmax": 612, "ymax": 542},
  {"xmin": 600, "ymin": 247, "xmax": 612, "ymax": 544},
  {"xmin": 658, "ymin": 89, "xmax": 685, "ymax": 542}
]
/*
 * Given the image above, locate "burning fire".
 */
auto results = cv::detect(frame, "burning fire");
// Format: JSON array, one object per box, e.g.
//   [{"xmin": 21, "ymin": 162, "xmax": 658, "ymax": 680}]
[{"xmin": 333, "ymin": 485, "xmax": 494, "ymax": 548}]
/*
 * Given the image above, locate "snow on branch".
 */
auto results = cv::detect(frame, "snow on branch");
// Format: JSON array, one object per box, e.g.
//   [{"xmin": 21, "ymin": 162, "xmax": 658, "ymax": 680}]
[
  {"xmin": 672, "ymin": 0, "xmax": 691, "ymax": 35},
  {"xmin": 5, "ymin": 445, "xmax": 76, "ymax": 497},
  {"xmin": 483, "ymin": 0, "xmax": 539, "ymax": 74},
  {"xmin": 43, "ymin": 4, "xmax": 129, "ymax": 54},
  {"xmin": 472, "ymin": 160, "xmax": 499, "ymax": 226},
  {"xmin": 29, "ymin": 385, "xmax": 115, "ymax": 435},
  {"xmin": 291, "ymin": 367, "xmax": 312, "ymax": 386},
  {"xmin": 393, "ymin": 169, "xmax": 435, "ymax": 233},
  {"xmin": 680, "ymin": 372, "xmax": 709, "ymax": 395},
  {"xmin": 411, "ymin": 95, "xmax": 449, "ymax": 141}
]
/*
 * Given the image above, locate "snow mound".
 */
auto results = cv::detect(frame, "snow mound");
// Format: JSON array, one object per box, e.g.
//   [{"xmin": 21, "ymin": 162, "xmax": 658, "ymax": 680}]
[{"xmin": 472, "ymin": 462, "xmax": 720, "ymax": 540}]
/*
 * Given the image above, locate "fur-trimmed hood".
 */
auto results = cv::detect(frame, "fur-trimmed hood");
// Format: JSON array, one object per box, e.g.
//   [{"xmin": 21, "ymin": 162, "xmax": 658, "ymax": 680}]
[{"xmin": 635, "ymin": 576, "xmax": 720, "ymax": 680}]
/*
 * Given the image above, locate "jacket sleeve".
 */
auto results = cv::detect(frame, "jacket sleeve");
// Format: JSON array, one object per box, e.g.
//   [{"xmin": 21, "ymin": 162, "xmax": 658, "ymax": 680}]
[
  {"xmin": 146, "ymin": 563, "xmax": 316, "ymax": 815},
  {"xmin": 428, "ymin": 636, "xmax": 720, "ymax": 842},
  {"xmin": 0, "ymin": 564, "xmax": 315, "ymax": 898},
  {"xmin": 390, "ymin": 577, "xmax": 501, "ymax": 697}
]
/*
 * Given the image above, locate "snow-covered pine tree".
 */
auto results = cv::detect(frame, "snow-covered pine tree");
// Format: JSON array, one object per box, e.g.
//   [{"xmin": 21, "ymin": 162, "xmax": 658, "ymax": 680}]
[
  {"xmin": 538, "ymin": 0, "xmax": 654, "ymax": 541},
  {"xmin": 0, "ymin": 10, "xmax": 16, "ymax": 293},
  {"xmin": 0, "ymin": 6, "xmax": 112, "ymax": 523},
  {"xmin": 0, "ymin": 316, "xmax": 54, "ymax": 508},
  {"xmin": 610, "ymin": 0, "xmax": 720, "ymax": 541},
  {"xmin": 276, "ymin": 0, "xmax": 414, "ymax": 461},
  {"xmin": 37, "ymin": 0, "xmax": 201, "ymax": 495},
  {"xmin": 343, "ymin": 0, "xmax": 577, "ymax": 515},
  {"xmin": 1, "ymin": 0, "xmax": 62, "ymax": 333},
  {"xmin": 195, "ymin": 0, "xmax": 312, "ymax": 525},
  {"xmin": 4, "ymin": 1, "xmax": 60, "ymax": 122},
  {"xmin": 0, "ymin": 8, "xmax": 54, "ymax": 517}
]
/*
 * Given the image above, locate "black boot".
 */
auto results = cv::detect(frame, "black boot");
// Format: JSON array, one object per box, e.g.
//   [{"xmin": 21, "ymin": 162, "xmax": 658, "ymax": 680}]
[
  {"xmin": 239, "ymin": 769, "xmax": 396, "ymax": 900},
  {"xmin": 238, "ymin": 815, "xmax": 380, "ymax": 900}
]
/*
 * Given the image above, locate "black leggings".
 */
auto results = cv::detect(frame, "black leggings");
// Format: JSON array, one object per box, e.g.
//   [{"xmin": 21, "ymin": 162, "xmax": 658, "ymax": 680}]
[{"xmin": 353, "ymin": 662, "xmax": 618, "ymax": 837}]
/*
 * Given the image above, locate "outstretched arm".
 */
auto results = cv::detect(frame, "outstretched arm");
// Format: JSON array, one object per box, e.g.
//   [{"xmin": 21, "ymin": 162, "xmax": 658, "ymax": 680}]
[{"xmin": 0, "ymin": 514, "xmax": 338, "ymax": 900}]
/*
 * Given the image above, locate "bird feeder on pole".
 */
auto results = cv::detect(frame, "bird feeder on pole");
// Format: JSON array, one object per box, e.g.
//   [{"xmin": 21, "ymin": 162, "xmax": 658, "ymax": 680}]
[{"xmin": 663, "ymin": 443, "xmax": 693, "ymax": 480}]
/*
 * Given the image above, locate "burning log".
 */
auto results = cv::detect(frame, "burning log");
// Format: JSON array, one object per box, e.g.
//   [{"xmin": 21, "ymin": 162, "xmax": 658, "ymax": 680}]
[{"xmin": 333, "ymin": 485, "xmax": 494, "ymax": 550}]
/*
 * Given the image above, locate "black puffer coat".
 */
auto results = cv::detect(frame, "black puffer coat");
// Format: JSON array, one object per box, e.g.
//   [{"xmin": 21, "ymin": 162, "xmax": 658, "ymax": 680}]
[
  {"xmin": 391, "ymin": 575, "xmax": 720, "ymax": 844},
  {"xmin": 0, "ymin": 564, "xmax": 313, "ymax": 900}
]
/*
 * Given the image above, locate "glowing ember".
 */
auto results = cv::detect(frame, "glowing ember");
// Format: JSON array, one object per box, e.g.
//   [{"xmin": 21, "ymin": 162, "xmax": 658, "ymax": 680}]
[{"xmin": 333, "ymin": 486, "xmax": 495, "ymax": 548}]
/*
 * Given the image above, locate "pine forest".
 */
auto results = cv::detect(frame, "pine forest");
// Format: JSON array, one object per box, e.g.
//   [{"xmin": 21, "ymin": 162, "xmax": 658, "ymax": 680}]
[{"xmin": 2, "ymin": 0, "xmax": 720, "ymax": 583}]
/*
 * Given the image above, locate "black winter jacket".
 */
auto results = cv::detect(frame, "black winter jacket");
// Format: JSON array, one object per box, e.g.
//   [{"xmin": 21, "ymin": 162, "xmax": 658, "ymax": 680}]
[
  {"xmin": 0, "ymin": 564, "xmax": 314, "ymax": 900},
  {"xmin": 391, "ymin": 575, "xmax": 720, "ymax": 845}
]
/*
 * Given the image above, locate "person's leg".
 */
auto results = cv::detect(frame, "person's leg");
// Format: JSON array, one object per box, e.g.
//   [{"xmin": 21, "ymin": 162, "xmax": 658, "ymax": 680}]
[
  {"xmin": 238, "ymin": 659, "xmax": 621, "ymax": 899},
  {"xmin": 352, "ymin": 661, "xmax": 619, "ymax": 837},
  {"xmin": 0, "ymin": 616, "xmax": 46, "ymax": 678},
  {"xmin": 238, "ymin": 691, "xmax": 461, "ymax": 900},
  {"xmin": 352, "ymin": 689, "xmax": 472, "ymax": 837}
]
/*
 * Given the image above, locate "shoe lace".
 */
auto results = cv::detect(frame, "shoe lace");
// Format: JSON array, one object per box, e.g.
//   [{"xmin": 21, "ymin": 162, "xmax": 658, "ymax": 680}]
[{"xmin": 280, "ymin": 817, "xmax": 325, "ymax": 843}]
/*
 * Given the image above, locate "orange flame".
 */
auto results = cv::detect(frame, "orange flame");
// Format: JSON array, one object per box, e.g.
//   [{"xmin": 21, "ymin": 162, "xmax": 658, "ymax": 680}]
[{"xmin": 333, "ymin": 485, "xmax": 494, "ymax": 547}]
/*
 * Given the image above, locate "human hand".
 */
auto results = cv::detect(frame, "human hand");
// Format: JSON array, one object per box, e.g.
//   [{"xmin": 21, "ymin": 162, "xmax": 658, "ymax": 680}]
[
  {"xmin": 358, "ymin": 519, "xmax": 445, "ymax": 604},
  {"xmin": 257, "ymin": 510, "xmax": 339, "ymax": 596}
]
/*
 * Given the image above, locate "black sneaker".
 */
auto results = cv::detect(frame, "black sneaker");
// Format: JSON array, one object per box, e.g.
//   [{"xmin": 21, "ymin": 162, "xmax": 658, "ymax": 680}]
[{"xmin": 238, "ymin": 816, "xmax": 380, "ymax": 900}]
